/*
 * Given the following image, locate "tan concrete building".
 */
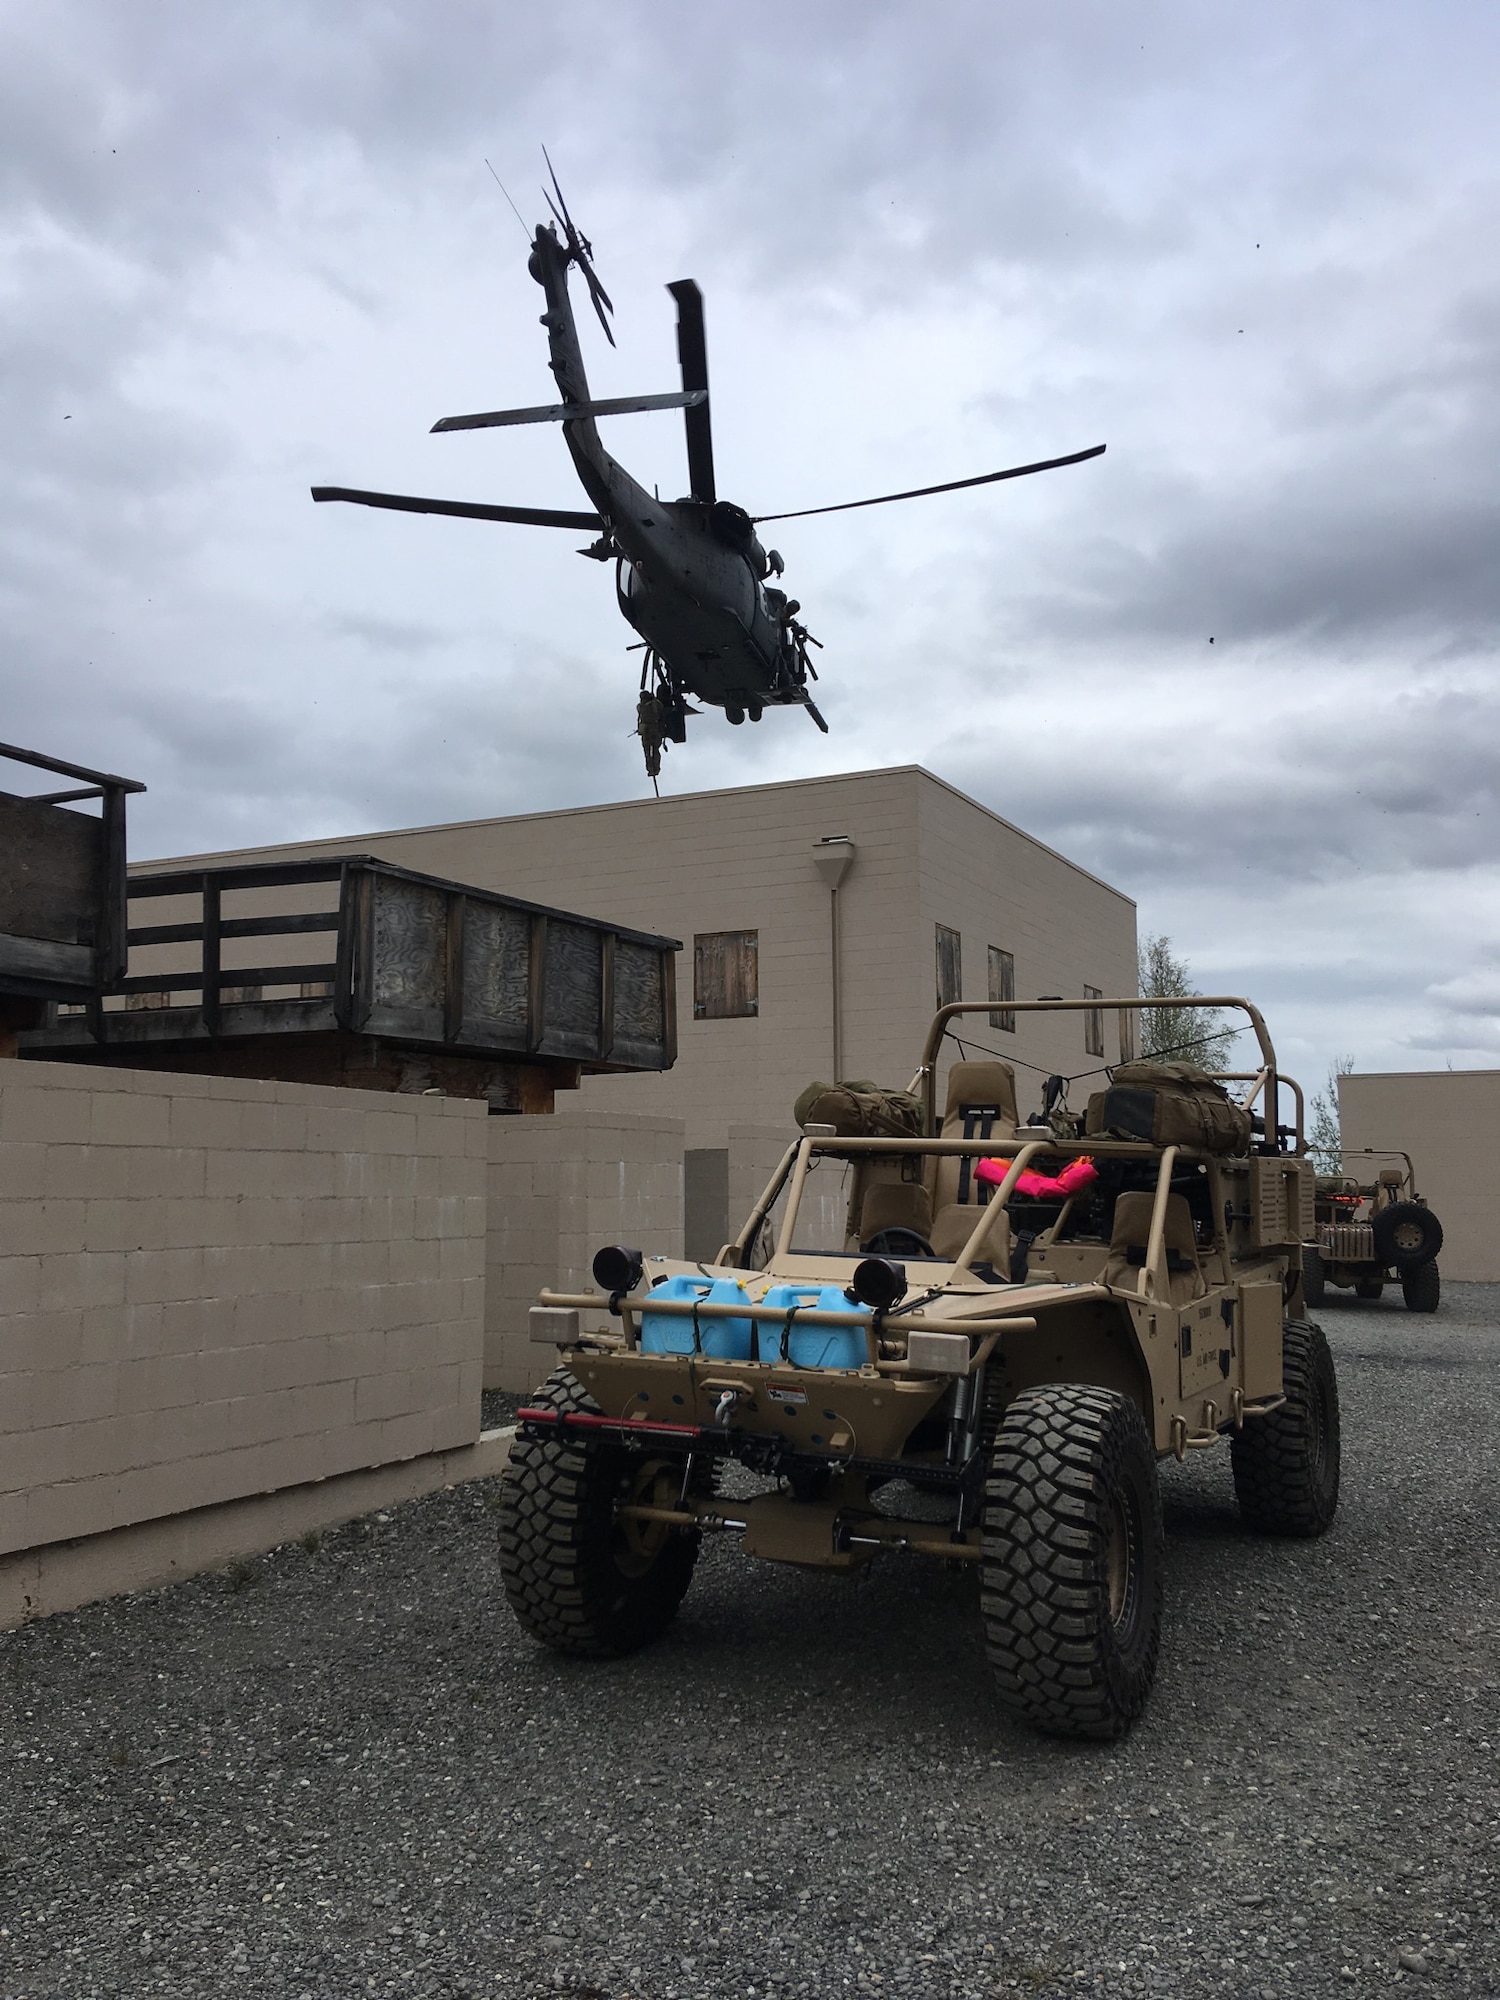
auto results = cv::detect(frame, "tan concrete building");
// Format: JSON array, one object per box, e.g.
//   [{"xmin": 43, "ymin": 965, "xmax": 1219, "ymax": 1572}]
[
  {"xmin": 1341, "ymin": 1069, "xmax": 1500, "ymax": 1282},
  {"xmin": 141, "ymin": 766, "xmax": 1137, "ymax": 1256}
]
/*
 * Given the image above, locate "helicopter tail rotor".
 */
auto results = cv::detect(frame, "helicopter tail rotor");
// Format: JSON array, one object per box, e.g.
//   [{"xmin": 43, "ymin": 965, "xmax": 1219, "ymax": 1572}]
[{"xmin": 541, "ymin": 147, "xmax": 616, "ymax": 347}]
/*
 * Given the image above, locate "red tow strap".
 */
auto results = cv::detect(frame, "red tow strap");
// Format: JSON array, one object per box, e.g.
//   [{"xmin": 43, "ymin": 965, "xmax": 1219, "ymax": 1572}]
[{"xmin": 517, "ymin": 1407, "xmax": 708, "ymax": 1441}]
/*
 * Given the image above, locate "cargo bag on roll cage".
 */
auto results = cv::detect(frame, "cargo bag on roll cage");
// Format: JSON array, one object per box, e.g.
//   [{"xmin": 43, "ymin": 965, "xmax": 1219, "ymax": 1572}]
[
  {"xmin": 1085, "ymin": 1059, "xmax": 1254, "ymax": 1157},
  {"xmin": 793, "ymin": 1079, "xmax": 924, "ymax": 1139}
]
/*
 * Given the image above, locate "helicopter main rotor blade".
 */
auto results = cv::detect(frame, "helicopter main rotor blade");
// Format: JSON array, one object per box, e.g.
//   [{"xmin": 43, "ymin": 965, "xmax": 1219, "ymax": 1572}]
[
  {"xmin": 311, "ymin": 486, "xmax": 603, "ymax": 530},
  {"xmin": 431, "ymin": 390, "xmax": 706, "ymax": 434},
  {"xmin": 754, "ymin": 443, "xmax": 1106, "ymax": 524},
  {"xmin": 666, "ymin": 280, "xmax": 716, "ymax": 506}
]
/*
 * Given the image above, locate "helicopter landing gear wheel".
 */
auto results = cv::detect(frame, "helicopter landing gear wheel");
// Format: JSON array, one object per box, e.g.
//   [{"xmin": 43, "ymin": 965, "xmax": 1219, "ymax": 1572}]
[
  {"xmin": 726, "ymin": 705, "xmax": 745, "ymax": 725},
  {"xmin": 747, "ymin": 701, "xmax": 762, "ymax": 722}
]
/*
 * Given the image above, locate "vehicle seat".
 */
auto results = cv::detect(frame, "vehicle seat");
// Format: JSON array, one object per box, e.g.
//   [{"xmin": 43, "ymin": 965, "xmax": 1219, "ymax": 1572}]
[
  {"xmin": 930, "ymin": 1060, "xmax": 1018, "ymax": 1265},
  {"xmin": 1102, "ymin": 1191, "xmax": 1205, "ymax": 1304},
  {"xmin": 858, "ymin": 1179, "xmax": 934, "ymax": 1247}
]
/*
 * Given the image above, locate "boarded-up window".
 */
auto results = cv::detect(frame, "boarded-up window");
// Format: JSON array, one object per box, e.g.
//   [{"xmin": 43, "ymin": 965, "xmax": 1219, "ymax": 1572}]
[
  {"xmin": 935, "ymin": 925, "xmax": 962, "ymax": 1010},
  {"xmin": 1085, "ymin": 984, "xmax": 1104, "ymax": 1057},
  {"xmin": 694, "ymin": 930, "xmax": 758, "ymax": 1019},
  {"xmin": 988, "ymin": 946, "xmax": 1016, "ymax": 1033}
]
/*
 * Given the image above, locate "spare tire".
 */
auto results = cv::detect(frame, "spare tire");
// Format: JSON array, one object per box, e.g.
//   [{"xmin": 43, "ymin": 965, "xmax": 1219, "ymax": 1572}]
[{"xmin": 1372, "ymin": 1202, "xmax": 1443, "ymax": 1271}]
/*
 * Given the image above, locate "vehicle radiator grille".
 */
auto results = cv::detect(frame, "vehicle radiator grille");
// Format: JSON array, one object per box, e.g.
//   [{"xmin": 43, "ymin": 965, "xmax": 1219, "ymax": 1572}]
[{"xmin": 1320, "ymin": 1222, "xmax": 1374, "ymax": 1260}]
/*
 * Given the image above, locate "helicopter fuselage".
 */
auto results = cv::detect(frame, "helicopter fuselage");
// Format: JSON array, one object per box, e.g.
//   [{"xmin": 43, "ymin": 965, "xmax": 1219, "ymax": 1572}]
[{"xmin": 530, "ymin": 227, "xmax": 800, "ymax": 717}]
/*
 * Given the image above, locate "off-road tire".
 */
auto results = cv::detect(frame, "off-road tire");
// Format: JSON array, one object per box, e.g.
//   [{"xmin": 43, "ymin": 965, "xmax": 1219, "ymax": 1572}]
[
  {"xmin": 1372, "ymin": 1201, "xmax": 1443, "ymax": 1271},
  {"xmin": 1301, "ymin": 1244, "xmax": 1326, "ymax": 1310},
  {"xmin": 1402, "ymin": 1260, "xmax": 1441, "ymax": 1313},
  {"xmin": 1354, "ymin": 1276, "xmax": 1384, "ymax": 1300},
  {"xmin": 1230, "ymin": 1319, "xmax": 1340, "ymax": 1537},
  {"xmin": 497, "ymin": 1368, "xmax": 707, "ymax": 1658},
  {"xmin": 981, "ymin": 1384, "xmax": 1164, "ymax": 1740}
]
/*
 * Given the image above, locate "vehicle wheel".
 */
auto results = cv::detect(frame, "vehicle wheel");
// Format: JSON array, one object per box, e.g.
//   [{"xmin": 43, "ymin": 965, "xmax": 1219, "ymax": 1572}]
[
  {"xmin": 1353, "ymin": 1276, "xmax": 1384, "ymax": 1300},
  {"xmin": 496, "ymin": 1367, "xmax": 709, "ymax": 1658},
  {"xmin": 1301, "ymin": 1244, "xmax": 1326, "ymax": 1310},
  {"xmin": 981, "ymin": 1384, "xmax": 1163, "ymax": 1740},
  {"xmin": 1230, "ymin": 1319, "xmax": 1339, "ymax": 1536},
  {"xmin": 1401, "ymin": 1260, "xmax": 1441, "ymax": 1313},
  {"xmin": 1372, "ymin": 1202, "xmax": 1443, "ymax": 1270}
]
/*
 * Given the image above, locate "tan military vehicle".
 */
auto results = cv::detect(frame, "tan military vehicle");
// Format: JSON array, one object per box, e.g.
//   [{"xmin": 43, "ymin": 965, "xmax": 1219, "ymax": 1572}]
[
  {"xmin": 1303, "ymin": 1151, "xmax": 1443, "ymax": 1313},
  {"xmin": 497, "ymin": 997, "xmax": 1339, "ymax": 1740}
]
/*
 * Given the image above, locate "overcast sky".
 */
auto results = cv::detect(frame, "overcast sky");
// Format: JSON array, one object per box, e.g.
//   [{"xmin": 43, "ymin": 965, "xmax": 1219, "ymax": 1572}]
[{"xmin": 3, "ymin": 0, "xmax": 1497, "ymax": 1090}]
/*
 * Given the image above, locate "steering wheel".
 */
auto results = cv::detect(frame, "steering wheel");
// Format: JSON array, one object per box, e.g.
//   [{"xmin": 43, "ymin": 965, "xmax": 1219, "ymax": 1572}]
[{"xmin": 861, "ymin": 1226, "xmax": 936, "ymax": 1260}]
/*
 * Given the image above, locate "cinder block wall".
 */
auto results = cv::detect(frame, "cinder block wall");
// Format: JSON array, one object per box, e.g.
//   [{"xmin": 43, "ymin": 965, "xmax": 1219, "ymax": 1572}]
[
  {"xmin": 0, "ymin": 1061, "xmax": 487, "ymax": 1555},
  {"xmin": 486, "ymin": 1109, "xmax": 684, "ymax": 1392}
]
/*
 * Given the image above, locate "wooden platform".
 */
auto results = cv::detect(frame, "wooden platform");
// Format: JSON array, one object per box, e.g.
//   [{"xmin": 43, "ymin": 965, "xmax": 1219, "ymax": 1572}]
[{"xmin": 24, "ymin": 855, "xmax": 678, "ymax": 1109}]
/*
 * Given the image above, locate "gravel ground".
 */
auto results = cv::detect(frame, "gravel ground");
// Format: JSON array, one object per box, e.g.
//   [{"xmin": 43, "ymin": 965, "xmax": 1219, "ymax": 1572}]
[{"xmin": 3, "ymin": 1286, "xmax": 1498, "ymax": 2000}]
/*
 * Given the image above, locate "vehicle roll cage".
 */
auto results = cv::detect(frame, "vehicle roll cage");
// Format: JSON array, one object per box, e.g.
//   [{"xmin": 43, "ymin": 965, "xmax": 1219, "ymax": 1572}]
[
  {"xmin": 915, "ymin": 994, "xmax": 1283, "ymax": 1138},
  {"xmin": 719, "ymin": 996, "xmax": 1306, "ymax": 1299}
]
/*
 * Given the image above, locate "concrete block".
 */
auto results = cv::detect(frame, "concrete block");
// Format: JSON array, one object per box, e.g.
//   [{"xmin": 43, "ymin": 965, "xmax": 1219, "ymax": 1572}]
[
  {"xmin": 364, "ymin": 1109, "xmax": 418, "ymax": 1155},
  {"xmin": 0, "ymin": 1141, "xmax": 47, "ymax": 1200},
  {"xmin": 305, "ymin": 1106, "xmax": 370, "ymax": 1153},
  {"xmin": 166, "ymin": 1095, "xmax": 245, "ymax": 1151},
  {"xmin": 1, "ymin": 1088, "xmax": 92, "ymax": 1146},
  {"xmin": 194, "ymin": 1343, "xmax": 267, "ymax": 1402},
  {"xmin": 90, "ymin": 1092, "xmax": 172, "ymax": 1147},
  {"xmin": 124, "ymin": 1246, "xmax": 206, "ymax": 1307},
  {"xmin": 4, "ymin": 1308, "xmax": 84, "ymax": 1375},
  {"xmin": 81, "ymin": 1197, "xmax": 167, "ymax": 1255},
  {"xmin": 0, "ymin": 1197, "xmax": 86, "ymax": 1257},
  {"xmin": 37, "ymin": 1249, "xmax": 127, "ymax": 1315},
  {"xmin": 354, "ymin": 1370, "xmax": 414, "ymax": 1424},
  {"xmin": 29, "ymin": 1362, "xmax": 122, "ymax": 1429},
  {"xmin": 239, "ymin": 1101, "xmax": 309, "ymax": 1151},
  {"xmin": 116, "ymin": 1351, "xmax": 207, "ymax": 1416}
]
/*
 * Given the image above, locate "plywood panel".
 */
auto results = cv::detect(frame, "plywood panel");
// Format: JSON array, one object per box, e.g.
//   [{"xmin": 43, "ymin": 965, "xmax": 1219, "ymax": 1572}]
[{"xmin": 0, "ymin": 793, "xmax": 101, "ymax": 945}]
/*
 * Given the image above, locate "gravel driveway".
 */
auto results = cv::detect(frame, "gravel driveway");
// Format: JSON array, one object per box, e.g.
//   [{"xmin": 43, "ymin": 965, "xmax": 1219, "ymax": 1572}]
[{"xmin": 3, "ymin": 1287, "xmax": 1497, "ymax": 2000}]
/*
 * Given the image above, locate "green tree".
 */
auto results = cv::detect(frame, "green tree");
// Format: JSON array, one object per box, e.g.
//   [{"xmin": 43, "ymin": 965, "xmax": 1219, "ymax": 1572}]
[
  {"xmin": 1308, "ymin": 1056, "xmax": 1355, "ymax": 1174},
  {"xmin": 1135, "ymin": 933, "xmax": 1240, "ymax": 1071}
]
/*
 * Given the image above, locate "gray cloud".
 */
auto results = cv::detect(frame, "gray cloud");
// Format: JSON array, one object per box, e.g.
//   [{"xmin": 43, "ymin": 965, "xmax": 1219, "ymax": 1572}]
[{"xmin": 1, "ymin": 0, "xmax": 1497, "ymax": 1093}]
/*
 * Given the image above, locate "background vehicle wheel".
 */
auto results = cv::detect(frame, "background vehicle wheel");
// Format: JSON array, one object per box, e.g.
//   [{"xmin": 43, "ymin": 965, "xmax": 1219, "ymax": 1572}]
[
  {"xmin": 1230, "ymin": 1320, "xmax": 1340, "ymax": 1536},
  {"xmin": 497, "ymin": 1368, "xmax": 708, "ymax": 1658},
  {"xmin": 1401, "ymin": 1260, "xmax": 1441, "ymax": 1313},
  {"xmin": 1301, "ymin": 1244, "xmax": 1326, "ymax": 1309},
  {"xmin": 981, "ymin": 1384, "xmax": 1163, "ymax": 1740},
  {"xmin": 1353, "ymin": 1277, "xmax": 1384, "ymax": 1300},
  {"xmin": 1372, "ymin": 1201, "xmax": 1443, "ymax": 1270}
]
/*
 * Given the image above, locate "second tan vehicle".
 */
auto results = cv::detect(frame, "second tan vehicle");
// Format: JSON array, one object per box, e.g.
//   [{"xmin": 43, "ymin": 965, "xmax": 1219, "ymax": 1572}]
[
  {"xmin": 1304, "ymin": 1152, "xmax": 1444, "ymax": 1313},
  {"xmin": 498, "ymin": 997, "xmax": 1338, "ymax": 1740}
]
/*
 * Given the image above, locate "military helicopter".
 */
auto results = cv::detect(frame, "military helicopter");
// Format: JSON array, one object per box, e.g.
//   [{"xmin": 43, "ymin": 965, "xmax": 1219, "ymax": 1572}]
[{"xmin": 313, "ymin": 164, "xmax": 1104, "ymax": 784}]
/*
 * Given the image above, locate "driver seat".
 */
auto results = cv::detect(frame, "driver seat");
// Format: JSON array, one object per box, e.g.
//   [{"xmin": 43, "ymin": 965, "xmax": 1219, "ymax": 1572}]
[{"xmin": 929, "ymin": 1060, "xmax": 1018, "ymax": 1263}]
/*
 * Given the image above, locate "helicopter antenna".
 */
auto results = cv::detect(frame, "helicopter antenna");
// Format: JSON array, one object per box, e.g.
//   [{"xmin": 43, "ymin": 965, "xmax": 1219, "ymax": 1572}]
[{"xmin": 484, "ymin": 159, "xmax": 531, "ymax": 242}]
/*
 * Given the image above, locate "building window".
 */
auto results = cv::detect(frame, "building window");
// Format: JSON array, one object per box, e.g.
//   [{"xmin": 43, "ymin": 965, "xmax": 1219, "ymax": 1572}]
[
  {"xmin": 693, "ymin": 930, "xmax": 758, "ymax": 1019},
  {"xmin": 935, "ymin": 925, "xmax": 962, "ymax": 1010},
  {"xmin": 1085, "ymin": 984, "xmax": 1104, "ymax": 1057},
  {"xmin": 988, "ymin": 946, "xmax": 1016, "ymax": 1033}
]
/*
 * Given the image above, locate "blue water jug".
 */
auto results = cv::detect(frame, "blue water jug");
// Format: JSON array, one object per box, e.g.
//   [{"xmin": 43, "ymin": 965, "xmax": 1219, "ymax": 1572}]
[
  {"xmin": 640, "ymin": 1274, "xmax": 754, "ymax": 1359},
  {"xmin": 757, "ymin": 1283, "xmax": 869, "ymax": 1370},
  {"xmin": 756, "ymin": 1283, "xmax": 820, "ymax": 1363}
]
